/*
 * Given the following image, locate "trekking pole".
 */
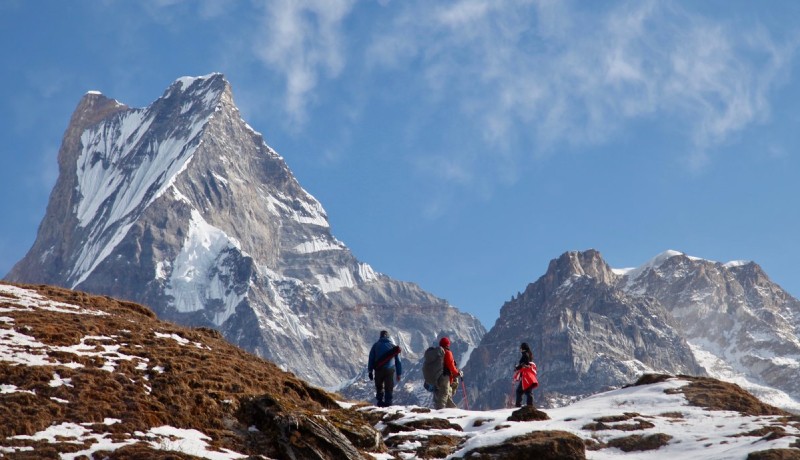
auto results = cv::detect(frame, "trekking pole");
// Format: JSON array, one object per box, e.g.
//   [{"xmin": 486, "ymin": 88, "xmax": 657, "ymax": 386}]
[{"xmin": 461, "ymin": 379, "xmax": 470, "ymax": 410}]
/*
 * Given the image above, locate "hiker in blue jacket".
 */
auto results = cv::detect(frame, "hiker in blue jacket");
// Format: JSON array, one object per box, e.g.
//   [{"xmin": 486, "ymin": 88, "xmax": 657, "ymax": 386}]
[{"xmin": 368, "ymin": 330, "xmax": 402, "ymax": 407}]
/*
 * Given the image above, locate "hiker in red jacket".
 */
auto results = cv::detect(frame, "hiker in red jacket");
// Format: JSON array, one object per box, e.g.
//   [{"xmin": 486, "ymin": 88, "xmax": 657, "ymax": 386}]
[
  {"xmin": 513, "ymin": 342, "xmax": 538, "ymax": 407},
  {"xmin": 368, "ymin": 330, "xmax": 402, "ymax": 407},
  {"xmin": 434, "ymin": 337, "xmax": 462, "ymax": 409}
]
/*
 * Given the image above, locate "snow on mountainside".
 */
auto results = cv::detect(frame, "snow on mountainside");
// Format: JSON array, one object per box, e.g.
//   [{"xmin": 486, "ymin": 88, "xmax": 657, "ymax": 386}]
[
  {"xmin": 5, "ymin": 73, "xmax": 484, "ymax": 400},
  {"xmin": 71, "ymin": 76, "xmax": 222, "ymax": 288},
  {"xmin": 619, "ymin": 250, "xmax": 800, "ymax": 413},
  {"xmin": 3, "ymin": 282, "xmax": 800, "ymax": 460},
  {"xmin": 463, "ymin": 249, "xmax": 706, "ymax": 411},
  {"xmin": 464, "ymin": 249, "xmax": 800, "ymax": 414}
]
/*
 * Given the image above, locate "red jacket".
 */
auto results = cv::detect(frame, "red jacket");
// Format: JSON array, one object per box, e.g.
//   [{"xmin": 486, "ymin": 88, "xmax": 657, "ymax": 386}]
[
  {"xmin": 443, "ymin": 348, "xmax": 459, "ymax": 383},
  {"xmin": 514, "ymin": 362, "xmax": 539, "ymax": 391}
]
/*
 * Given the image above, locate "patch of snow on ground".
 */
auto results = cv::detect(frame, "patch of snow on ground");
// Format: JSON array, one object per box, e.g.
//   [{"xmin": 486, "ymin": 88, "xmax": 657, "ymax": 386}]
[
  {"xmin": 144, "ymin": 426, "xmax": 247, "ymax": 459},
  {"xmin": 369, "ymin": 377, "xmax": 800, "ymax": 460},
  {"xmin": 1, "ymin": 384, "xmax": 35, "ymax": 395},
  {"xmin": 49, "ymin": 373, "xmax": 73, "ymax": 387},
  {"xmin": 0, "ymin": 317, "xmax": 148, "ymax": 371},
  {"xmin": 0, "ymin": 284, "xmax": 106, "ymax": 316},
  {"xmin": 155, "ymin": 331, "xmax": 190, "ymax": 345},
  {"xmin": 8, "ymin": 421, "xmax": 246, "ymax": 460}
]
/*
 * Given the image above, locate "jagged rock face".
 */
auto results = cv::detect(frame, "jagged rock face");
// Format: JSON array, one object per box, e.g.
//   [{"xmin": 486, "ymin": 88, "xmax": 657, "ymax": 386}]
[
  {"xmin": 465, "ymin": 249, "xmax": 800, "ymax": 411},
  {"xmin": 621, "ymin": 251, "xmax": 800, "ymax": 407},
  {"xmin": 6, "ymin": 74, "xmax": 485, "ymax": 398},
  {"xmin": 464, "ymin": 250, "xmax": 704, "ymax": 409}
]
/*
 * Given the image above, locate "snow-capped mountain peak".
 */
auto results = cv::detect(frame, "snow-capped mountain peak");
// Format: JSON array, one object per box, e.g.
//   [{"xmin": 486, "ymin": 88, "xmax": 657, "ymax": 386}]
[
  {"xmin": 7, "ymin": 74, "xmax": 484, "ymax": 398},
  {"xmin": 68, "ymin": 75, "xmax": 228, "ymax": 287}
]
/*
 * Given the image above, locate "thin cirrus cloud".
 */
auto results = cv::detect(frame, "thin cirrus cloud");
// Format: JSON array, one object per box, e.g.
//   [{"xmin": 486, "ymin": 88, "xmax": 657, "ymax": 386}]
[
  {"xmin": 250, "ymin": 0, "xmax": 355, "ymax": 126},
  {"xmin": 243, "ymin": 0, "xmax": 794, "ymax": 181},
  {"xmin": 369, "ymin": 1, "xmax": 795, "ymax": 165}
]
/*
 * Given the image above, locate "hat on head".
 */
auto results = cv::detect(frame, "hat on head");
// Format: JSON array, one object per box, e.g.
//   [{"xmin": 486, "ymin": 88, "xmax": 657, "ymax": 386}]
[
  {"xmin": 439, "ymin": 337, "xmax": 451, "ymax": 348},
  {"xmin": 520, "ymin": 342, "xmax": 531, "ymax": 351},
  {"xmin": 380, "ymin": 330, "xmax": 389, "ymax": 338}
]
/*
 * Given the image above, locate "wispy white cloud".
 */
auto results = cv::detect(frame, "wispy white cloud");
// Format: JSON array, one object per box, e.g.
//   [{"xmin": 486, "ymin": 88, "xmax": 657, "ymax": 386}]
[
  {"xmin": 251, "ymin": 0, "xmax": 355, "ymax": 126},
  {"xmin": 365, "ymin": 0, "xmax": 797, "ymax": 174}
]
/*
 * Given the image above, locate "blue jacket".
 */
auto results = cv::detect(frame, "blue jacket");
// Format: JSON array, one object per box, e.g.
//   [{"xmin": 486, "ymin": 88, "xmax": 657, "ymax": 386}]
[{"xmin": 368, "ymin": 337, "xmax": 402, "ymax": 376}]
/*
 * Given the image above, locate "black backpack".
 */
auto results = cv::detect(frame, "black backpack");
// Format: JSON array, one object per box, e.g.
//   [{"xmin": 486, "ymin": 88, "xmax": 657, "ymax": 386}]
[{"xmin": 422, "ymin": 346, "xmax": 444, "ymax": 388}]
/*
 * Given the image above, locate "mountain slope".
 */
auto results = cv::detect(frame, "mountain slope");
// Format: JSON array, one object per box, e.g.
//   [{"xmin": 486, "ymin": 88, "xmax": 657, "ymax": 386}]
[
  {"xmin": 464, "ymin": 249, "xmax": 800, "ymax": 412},
  {"xmin": 5, "ymin": 74, "xmax": 484, "ymax": 397},
  {"xmin": 0, "ymin": 282, "xmax": 382, "ymax": 459},
  {"xmin": 464, "ymin": 250, "xmax": 705, "ymax": 410},
  {"xmin": 621, "ymin": 250, "xmax": 800, "ymax": 411}
]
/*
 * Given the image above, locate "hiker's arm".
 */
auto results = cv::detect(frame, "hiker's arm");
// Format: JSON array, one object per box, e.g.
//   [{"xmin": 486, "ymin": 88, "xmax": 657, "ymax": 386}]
[{"xmin": 368, "ymin": 346, "xmax": 375, "ymax": 372}]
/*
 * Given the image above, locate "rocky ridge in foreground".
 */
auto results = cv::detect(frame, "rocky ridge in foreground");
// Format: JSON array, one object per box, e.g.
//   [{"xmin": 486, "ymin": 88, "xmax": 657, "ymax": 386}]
[
  {"xmin": 2, "ymin": 282, "xmax": 800, "ymax": 459},
  {"xmin": 0, "ymin": 282, "xmax": 380, "ymax": 459}
]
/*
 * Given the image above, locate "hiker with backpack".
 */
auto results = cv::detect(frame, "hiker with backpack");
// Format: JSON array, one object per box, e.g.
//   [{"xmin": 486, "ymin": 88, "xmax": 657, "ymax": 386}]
[
  {"xmin": 368, "ymin": 330, "xmax": 402, "ymax": 407},
  {"xmin": 423, "ymin": 337, "xmax": 462, "ymax": 409},
  {"xmin": 513, "ymin": 342, "xmax": 538, "ymax": 407}
]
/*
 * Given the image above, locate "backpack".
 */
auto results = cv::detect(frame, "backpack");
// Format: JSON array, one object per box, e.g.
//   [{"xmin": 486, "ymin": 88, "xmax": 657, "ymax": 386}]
[{"xmin": 422, "ymin": 346, "xmax": 445, "ymax": 386}]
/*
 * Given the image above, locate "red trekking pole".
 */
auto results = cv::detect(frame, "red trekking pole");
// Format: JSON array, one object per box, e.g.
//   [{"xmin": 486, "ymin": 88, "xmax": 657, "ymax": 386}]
[{"xmin": 460, "ymin": 378, "xmax": 470, "ymax": 410}]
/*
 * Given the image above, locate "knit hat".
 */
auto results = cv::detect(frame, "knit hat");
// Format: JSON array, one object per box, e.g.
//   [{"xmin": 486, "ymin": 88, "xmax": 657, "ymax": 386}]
[
  {"xmin": 439, "ymin": 337, "xmax": 451, "ymax": 348},
  {"xmin": 380, "ymin": 330, "xmax": 389, "ymax": 338}
]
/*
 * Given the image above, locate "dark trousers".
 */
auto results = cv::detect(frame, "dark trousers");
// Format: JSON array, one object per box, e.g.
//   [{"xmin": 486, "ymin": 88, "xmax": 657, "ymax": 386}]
[
  {"xmin": 515, "ymin": 382, "xmax": 533, "ymax": 407},
  {"xmin": 375, "ymin": 367, "xmax": 395, "ymax": 407}
]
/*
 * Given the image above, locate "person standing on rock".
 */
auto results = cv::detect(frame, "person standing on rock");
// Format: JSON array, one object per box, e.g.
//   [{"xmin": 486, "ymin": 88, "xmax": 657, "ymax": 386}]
[
  {"xmin": 513, "ymin": 342, "xmax": 538, "ymax": 407},
  {"xmin": 368, "ymin": 330, "xmax": 402, "ymax": 407},
  {"xmin": 435, "ymin": 337, "xmax": 462, "ymax": 409}
]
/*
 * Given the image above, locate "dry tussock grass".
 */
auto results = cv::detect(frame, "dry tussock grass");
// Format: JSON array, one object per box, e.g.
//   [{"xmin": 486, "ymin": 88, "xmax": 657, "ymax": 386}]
[
  {"xmin": 606, "ymin": 433, "xmax": 672, "ymax": 452},
  {"xmin": 0, "ymin": 283, "xmax": 378, "ymax": 458},
  {"xmin": 635, "ymin": 374, "xmax": 793, "ymax": 417},
  {"xmin": 678, "ymin": 376, "xmax": 792, "ymax": 417}
]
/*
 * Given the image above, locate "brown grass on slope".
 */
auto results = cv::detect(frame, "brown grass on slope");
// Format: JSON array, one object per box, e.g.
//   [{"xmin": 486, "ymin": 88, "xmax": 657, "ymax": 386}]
[
  {"xmin": 0, "ymin": 283, "xmax": 382, "ymax": 459},
  {"xmin": 634, "ymin": 373, "xmax": 794, "ymax": 417}
]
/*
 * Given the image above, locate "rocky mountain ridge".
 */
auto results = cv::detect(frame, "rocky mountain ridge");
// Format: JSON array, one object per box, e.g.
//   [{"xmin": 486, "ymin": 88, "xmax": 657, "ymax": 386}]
[
  {"xmin": 5, "ymin": 74, "xmax": 484, "ymax": 402},
  {"xmin": 464, "ymin": 249, "xmax": 800, "ymax": 412}
]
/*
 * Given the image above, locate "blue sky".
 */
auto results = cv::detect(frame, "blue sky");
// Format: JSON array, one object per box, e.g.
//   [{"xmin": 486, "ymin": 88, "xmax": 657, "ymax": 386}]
[{"xmin": 1, "ymin": 0, "xmax": 799, "ymax": 328}]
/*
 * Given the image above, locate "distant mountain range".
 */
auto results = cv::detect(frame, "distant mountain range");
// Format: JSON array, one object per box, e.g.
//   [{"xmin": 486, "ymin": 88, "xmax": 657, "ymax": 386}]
[{"xmin": 6, "ymin": 74, "xmax": 800, "ymax": 414}]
